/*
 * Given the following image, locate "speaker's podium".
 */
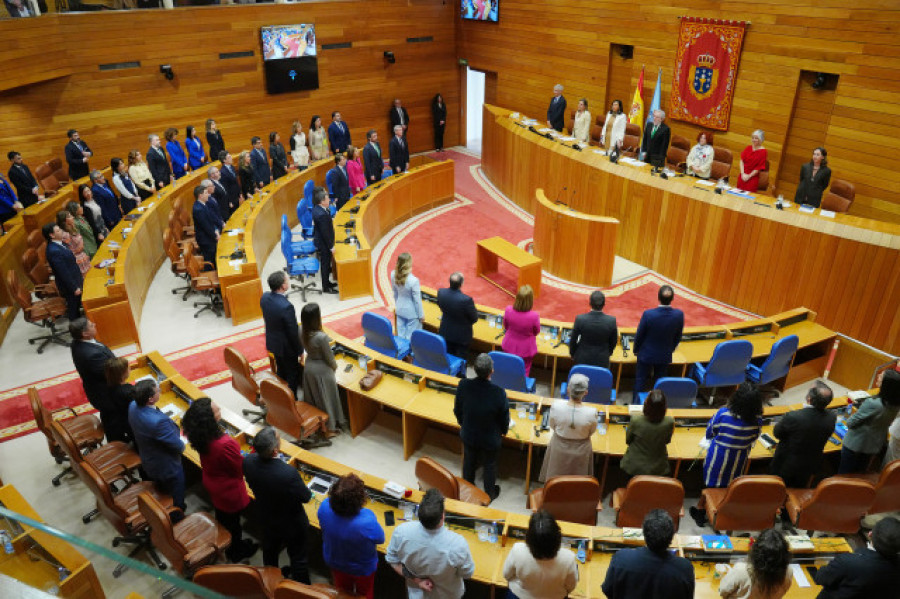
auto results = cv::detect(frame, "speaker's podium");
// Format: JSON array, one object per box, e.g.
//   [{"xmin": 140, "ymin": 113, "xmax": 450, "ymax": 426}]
[{"xmin": 533, "ymin": 188, "xmax": 619, "ymax": 287}]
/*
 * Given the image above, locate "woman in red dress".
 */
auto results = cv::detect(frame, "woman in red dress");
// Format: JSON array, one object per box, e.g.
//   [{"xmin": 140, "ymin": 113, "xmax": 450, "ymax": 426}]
[{"xmin": 737, "ymin": 130, "xmax": 767, "ymax": 192}]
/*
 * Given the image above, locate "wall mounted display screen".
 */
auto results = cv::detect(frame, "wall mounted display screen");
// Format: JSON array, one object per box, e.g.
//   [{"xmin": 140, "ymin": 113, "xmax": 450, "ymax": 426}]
[
  {"xmin": 261, "ymin": 24, "xmax": 319, "ymax": 94},
  {"xmin": 461, "ymin": 0, "xmax": 498, "ymax": 22}
]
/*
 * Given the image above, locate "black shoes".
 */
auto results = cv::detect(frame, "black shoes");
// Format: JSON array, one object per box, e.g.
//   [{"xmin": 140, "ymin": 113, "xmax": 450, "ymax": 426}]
[
  {"xmin": 323, "ymin": 287, "xmax": 338, "ymax": 294},
  {"xmin": 689, "ymin": 506, "xmax": 708, "ymax": 527},
  {"xmin": 489, "ymin": 485, "xmax": 501, "ymax": 501}
]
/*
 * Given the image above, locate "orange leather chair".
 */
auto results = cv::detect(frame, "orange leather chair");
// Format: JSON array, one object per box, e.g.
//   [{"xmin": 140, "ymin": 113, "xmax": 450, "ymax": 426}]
[
  {"xmin": 48, "ymin": 157, "xmax": 69, "ymax": 183},
  {"xmin": 756, "ymin": 161, "xmax": 771, "ymax": 194},
  {"xmin": 26, "ymin": 228, "xmax": 44, "ymax": 249},
  {"xmin": 168, "ymin": 211, "xmax": 195, "ymax": 248},
  {"xmin": 162, "ymin": 228, "xmax": 192, "ymax": 300},
  {"xmin": 785, "ymin": 477, "xmax": 876, "ymax": 534},
  {"xmin": 860, "ymin": 459, "xmax": 900, "ymax": 515},
  {"xmin": 611, "ymin": 476, "xmax": 684, "ymax": 528},
  {"xmin": 184, "ymin": 244, "xmax": 223, "ymax": 318},
  {"xmin": 528, "ymin": 476, "xmax": 602, "ymax": 526},
  {"xmin": 274, "ymin": 579, "xmax": 363, "ymax": 599},
  {"xmin": 29, "ymin": 386, "xmax": 104, "ymax": 486},
  {"xmin": 6, "ymin": 270, "xmax": 69, "ymax": 353},
  {"xmin": 260, "ymin": 378, "xmax": 330, "ymax": 447},
  {"xmin": 414, "ymin": 457, "xmax": 490, "ymax": 507},
  {"xmin": 194, "ymin": 564, "xmax": 283, "ymax": 599},
  {"xmin": 698, "ymin": 475, "xmax": 786, "ymax": 534},
  {"xmin": 21, "ymin": 248, "xmax": 59, "ymax": 298},
  {"xmin": 621, "ymin": 123, "xmax": 642, "ymax": 157},
  {"xmin": 78, "ymin": 460, "xmax": 171, "ymax": 575},
  {"xmin": 50, "ymin": 420, "xmax": 141, "ymax": 487},
  {"xmin": 136, "ymin": 492, "xmax": 231, "ymax": 576},
  {"xmin": 224, "ymin": 346, "xmax": 281, "ymax": 423},
  {"xmin": 709, "ymin": 146, "xmax": 734, "ymax": 182},
  {"xmin": 821, "ymin": 179, "xmax": 855, "ymax": 213},
  {"xmin": 590, "ymin": 125, "xmax": 603, "ymax": 146},
  {"xmin": 34, "ymin": 162, "xmax": 60, "ymax": 197},
  {"xmin": 666, "ymin": 135, "xmax": 691, "ymax": 172}
]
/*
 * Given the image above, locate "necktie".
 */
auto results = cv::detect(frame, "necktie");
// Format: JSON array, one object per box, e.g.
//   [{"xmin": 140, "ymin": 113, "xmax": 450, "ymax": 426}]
[
  {"xmin": 652, "ymin": 125, "xmax": 658, "ymax": 137},
  {"xmin": 374, "ymin": 143, "xmax": 381, "ymax": 157}
]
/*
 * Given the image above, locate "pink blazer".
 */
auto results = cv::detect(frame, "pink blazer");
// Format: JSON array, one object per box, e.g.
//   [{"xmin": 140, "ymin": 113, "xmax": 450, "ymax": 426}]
[
  {"xmin": 347, "ymin": 158, "xmax": 366, "ymax": 193},
  {"xmin": 501, "ymin": 306, "xmax": 540, "ymax": 359}
]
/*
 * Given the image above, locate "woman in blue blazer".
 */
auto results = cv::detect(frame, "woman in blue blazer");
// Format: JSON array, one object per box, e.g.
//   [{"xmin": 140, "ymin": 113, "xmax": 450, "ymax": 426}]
[
  {"xmin": 185, "ymin": 125, "xmax": 207, "ymax": 171},
  {"xmin": 165, "ymin": 127, "xmax": 188, "ymax": 179}
]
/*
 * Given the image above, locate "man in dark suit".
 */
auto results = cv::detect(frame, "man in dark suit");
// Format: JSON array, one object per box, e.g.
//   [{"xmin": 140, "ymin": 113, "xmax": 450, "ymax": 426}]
[
  {"xmin": 769, "ymin": 382, "xmax": 836, "ymax": 488},
  {"xmin": 90, "ymin": 170, "xmax": 122, "ymax": 229},
  {"xmin": 128, "ymin": 379, "xmax": 186, "ymax": 511},
  {"xmin": 218, "ymin": 151, "xmax": 243, "ymax": 212},
  {"xmin": 641, "ymin": 109, "xmax": 671, "ymax": 168},
  {"xmin": 250, "ymin": 136, "xmax": 272, "ymax": 189},
  {"xmin": 437, "ymin": 272, "xmax": 478, "ymax": 360},
  {"xmin": 362, "ymin": 129, "xmax": 384, "ymax": 184},
  {"xmin": 43, "ymin": 222, "xmax": 82, "ymax": 320},
  {"xmin": 389, "ymin": 98, "xmax": 410, "ymax": 139},
  {"xmin": 69, "ymin": 317, "xmax": 116, "ymax": 422},
  {"xmin": 634, "ymin": 285, "xmax": 684, "ymax": 397},
  {"xmin": 64, "ymin": 129, "xmax": 92, "ymax": 181},
  {"xmin": 328, "ymin": 154, "xmax": 352, "ymax": 210},
  {"xmin": 569, "ymin": 290, "xmax": 618, "ymax": 369},
  {"xmin": 327, "ymin": 111, "xmax": 351, "ymax": 155},
  {"xmin": 260, "ymin": 271, "xmax": 303, "ymax": 398},
  {"xmin": 147, "ymin": 134, "xmax": 172, "ymax": 190},
  {"xmin": 7, "ymin": 151, "xmax": 40, "ymax": 208},
  {"xmin": 191, "ymin": 184, "xmax": 222, "ymax": 269},
  {"xmin": 815, "ymin": 516, "xmax": 900, "ymax": 597},
  {"xmin": 311, "ymin": 186, "xmax": 337, "ymax": 294},
  {"xmin": 454, "ymin": 353, "xmax": 509, "ymax": 501},
  {"xmin": 243, "ymin": 427, "xmax": 314, "ymax": 583},
  {"xmin": 546, "ymin": 84, "xmax": 567, "ymax": 132},
  {"xmin": 389, "ymin": 125, "xmax": 410, "ymax": 174},
  {"xmin": 207, "ymin": 165, "xmax": 231, "ymax": 221}
]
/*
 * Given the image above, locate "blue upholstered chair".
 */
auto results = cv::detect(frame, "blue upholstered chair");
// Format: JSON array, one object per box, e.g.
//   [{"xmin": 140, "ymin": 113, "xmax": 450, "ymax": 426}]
[
  {"xmin": 560, "ymin": 365, "xmax": 615, "ymax": 405},
  {"xmin": 382, "ymin": 167, "xmax": 393, "ymax": 180},
  {"xmin": 488, "ymin": 351, "xmax": 536, "ymax": 393},
  {"xmin": 281, "ymin": 215, "xmax": 315, "ymax": 257},
  {"xmin": 279, "ymin": 227, "xmax": 320, "ymax": 302},
  {"xmin": 746, "ymin": 335, "xmax": 799, "ymax": 386},
  {"xmin": 692, "ymin": 340, "xmax": 753, "ymax": 402},
  {"xmin": 325, "ymin": 169, "xmax": 335, "ymax": 201},
  {"xmin": 362, "ymin": 312, "xmax": 410, "ymax": 360},
  {"xmin": 296, "ymin": 195, "xmax": 314, "ymax": 239},
  {"xmin": 410, "ymin": 330, "xmax": 466, "ymax": 377},
  {"xmin": 638, "ymin": 377, "xmax": 699, "ymax": 408}
]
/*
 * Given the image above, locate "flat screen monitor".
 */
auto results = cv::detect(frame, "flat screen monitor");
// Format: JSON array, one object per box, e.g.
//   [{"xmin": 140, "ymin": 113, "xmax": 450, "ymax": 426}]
[
  {"xmin": 461, "ymin": 0, "xmax": 498, "ymax": 22},
  {"xmin": 261, "ymin": 24, "xmax": 319, "ymax": 94}
]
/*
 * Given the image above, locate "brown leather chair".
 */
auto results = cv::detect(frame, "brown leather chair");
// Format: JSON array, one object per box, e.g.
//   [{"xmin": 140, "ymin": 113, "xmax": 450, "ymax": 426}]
[
  {"xmin": 565, "ymin": 110, "xmax": 575, "ymax": 135},
  {"xmin": 184, "ymin": 244, "xmax": 223, "ymax": 318},
  {"xmin": 78, "ymin": 460, "xmax": 171, "ymax": 574},
  {"xmin": 172, "ymin": 198, "xmax": 194, "ymax": 237},
  {"xmin": 194, "ymin": 564, "xmax": 283, "ymax": 599},
  {"xmin": 666, "ymin": 136, "xmax": 690, "ymax": 172},
  {"xmin": 821, "ymin": 179, "xmax": 855, "ymax": 213},
  {"xmin": 785, "ymin": 477, "xmax": 876, "ymax": 535},
  {"xmin": 29, "ymin": 386, "xmax": 104, "ymax": 486},
  {"xmin": 49, "ymin": 157, "xmax": 69, "ymax": 183},
  {"xmin": 274, "ymin": 579, "xmax": 362, "ymax": 599},
  {"xmin": 528, "ymin": 475, "xmax": 602, "ymax": 526},
  {"xmin": 224, "ymin": 346, "xmax": 281, "ymax": 423},
  {"xmin": 137, "ymin": 492, "xmax": 231, "ymax": 576},
  {"xmin": 414, "ymin": 457, "xmax": 490, "ymax": 507},
  {"xmin": 22, "ymin": 248, "xmax": 59, "ymax": 298},
  {"xmin": 50, "ymin": 420, "xmax": 141, "ymax": 487},
  {"xmin": 27, "ymin": 228, "xmax": 44, "ymax": 249},
  {"xmin": 698, "ymin": 475, "xmax": 786, "ymax": 534},
  {"xmin": 709, "ymin": 146, "xmax": 734, "ymax": 182},
  {"xmin": 611, "ymin": 475, "xmax": 684, "ymax": 528},
  {"xmin": 858, "ymin": 459, "xmax": 900, "ymax": 515},
  {"xmin": 590, "ymin": 125, "xmax": 603, "ymax": 146},
  {"xmin": 260, "ymin": 378, "xmax": 330, "ymax": 447},
  {"xmin": 162, "ymin": 228, "xmax": 192, "ymax": 300},
  {"xmin": 6, "ymin": 269, "xmax": 69, "ymax": 353},
  {"xmin": 621, "ymin": 123, "xmax": 642, "ymax": 157},
  {"xmin": 34, "ymin": 163, "xmax": 60, "ymax": 197},
  {"xmin": 756, "ymin": 161, "xmax": 771, "ymax": 194},
  {"xmin": 168, "ymin": 211, "xmax": 195, "ymax": 247}
]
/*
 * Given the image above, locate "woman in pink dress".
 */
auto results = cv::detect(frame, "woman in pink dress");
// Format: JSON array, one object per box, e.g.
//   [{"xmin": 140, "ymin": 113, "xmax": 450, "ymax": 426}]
[
  {"xmin": 502, "ymin": 285, "xmax": 540, "ymax": 375},
  {"xmin": 346, "ymin": 146, "xmax": 366, "ymax": 194},
  {"xmin": 56, "ymin": 210, "xmax": 91, "ymax": 275},
  {"xmin": 736, "ymin": 129, "xmax": 767, "ymax": 192}
]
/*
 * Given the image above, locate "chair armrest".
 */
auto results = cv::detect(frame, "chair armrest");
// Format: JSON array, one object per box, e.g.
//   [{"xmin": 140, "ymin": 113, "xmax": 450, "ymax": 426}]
[
  {"xmin": 51, "ymin": 406, "xmax": 78, "ymax": 421},
  {"xmin": 183, "ymin": 545, "xmax": 218, "ymax": 569},
  {"xmin": 596, "ymin": 500, "xmax": 603, "ymax": 512},
  {"xmin": 693, "ymin": 362, "xmax": 707, "ymax": 382}
]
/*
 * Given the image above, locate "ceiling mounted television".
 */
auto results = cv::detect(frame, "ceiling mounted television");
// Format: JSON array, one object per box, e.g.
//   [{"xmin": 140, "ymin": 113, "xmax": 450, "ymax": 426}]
[
  {"xmin": 261, "ymin": 24, "xmax": 319, "ymax": 94},
  {"xmin": 461, "ymin": 0, "xmax": 498, "ymax": 22}
]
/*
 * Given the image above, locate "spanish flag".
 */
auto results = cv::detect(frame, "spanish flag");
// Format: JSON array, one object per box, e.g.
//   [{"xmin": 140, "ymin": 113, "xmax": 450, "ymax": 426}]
[{"xmin": 629, "ymin": 66, "xmax": 645, "ymax": 132}]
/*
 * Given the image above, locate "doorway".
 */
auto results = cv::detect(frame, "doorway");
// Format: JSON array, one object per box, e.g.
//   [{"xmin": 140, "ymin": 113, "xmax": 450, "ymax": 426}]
[{"xmin": 466, "ymin": 67, "xmax": 486, "ymax": 154}]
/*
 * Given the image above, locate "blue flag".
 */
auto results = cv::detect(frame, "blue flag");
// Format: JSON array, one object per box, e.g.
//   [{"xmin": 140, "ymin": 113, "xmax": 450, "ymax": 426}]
[{"xmin": 646, "ymin": 68, "xmax": 662, "ymax": 126}]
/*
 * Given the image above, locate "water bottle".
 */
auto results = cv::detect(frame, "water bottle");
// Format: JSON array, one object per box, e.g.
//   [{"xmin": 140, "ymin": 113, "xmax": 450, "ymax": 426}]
[
  {"xmin": 1, "ymin": 531, "xmax": 14, "ymax": 554},
  {"xmin": 597, "ymin": 411, "xmax": 607, "ymax": 435}
]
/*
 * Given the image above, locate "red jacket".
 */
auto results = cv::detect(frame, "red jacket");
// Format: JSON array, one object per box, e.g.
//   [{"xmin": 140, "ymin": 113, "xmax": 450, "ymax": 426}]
[{"xmin": 200, "ymin": 435, "xmax": 251, "ymax": 513}]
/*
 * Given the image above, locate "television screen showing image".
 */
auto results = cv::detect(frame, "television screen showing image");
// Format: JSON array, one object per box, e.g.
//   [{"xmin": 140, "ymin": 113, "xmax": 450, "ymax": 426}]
[
  {"xmin": 461, "ymin": 0, "xmax": 498, "ymax": 22},
  {"xmin": 260, "ymin": 24, "xmax": 319, "ymax": 94},
  {"xmin": 261, "ymin": 24, "xmax": 316, "ymax": 60}
]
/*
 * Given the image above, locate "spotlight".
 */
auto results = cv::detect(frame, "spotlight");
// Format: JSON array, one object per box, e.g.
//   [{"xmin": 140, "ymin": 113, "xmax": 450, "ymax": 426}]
[
  {"xmin": 160, "ymin": 64, "xmax": 175, "ymax": 81},
  {"xmin": 812, "ymin": 72, "xmax": 827, "ymax": 89},
  {"xmin": 383, "ymin": 51, "xmax": 396, "ymax": 64}
]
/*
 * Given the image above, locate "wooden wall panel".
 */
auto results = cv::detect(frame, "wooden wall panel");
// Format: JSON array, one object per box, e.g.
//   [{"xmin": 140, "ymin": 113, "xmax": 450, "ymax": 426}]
[
  {"xmin": 0, "ymin": 2, "xmax": 460, "ymax": 182},
  {"xmin": 458, "ymin": 0, "xmax": 900, "ymax": 223}
]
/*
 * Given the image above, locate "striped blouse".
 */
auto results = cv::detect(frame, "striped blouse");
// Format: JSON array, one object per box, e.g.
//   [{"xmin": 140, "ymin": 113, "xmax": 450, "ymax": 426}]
[{"xmin": 703, "ymin": 407, "xmax": 762, "ymax": 488}]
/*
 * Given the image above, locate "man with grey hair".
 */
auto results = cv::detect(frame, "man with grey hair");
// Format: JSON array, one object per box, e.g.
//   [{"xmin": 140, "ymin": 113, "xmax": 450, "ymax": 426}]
[
  {"xmin": 546, "ymin": 84, "xmax": 567, "ymax": 131},
  {"xmin": 437, "ymin": 272, "xmax": 478, "ymax": 360},
  {"xmin": 207, "ymin": 165, "xmax": 230, "ymax": 221},
  {"xmin": 389, "ymin": 124, "xmax": 409, "ymax": 173},
  {"xmin": 453, "ymin": 353, "xmax": 509, "ymax": 501},
  {"xmin": 90, "ymin": 169, "xmax": 122, "ymax": 228},
  {"xmin": 243, "ymin": 426, "xmax": 314, "ymax": 582},
  {"xmin": 641, "ymin": 108, "xmax": 671, "ymax": 168}
]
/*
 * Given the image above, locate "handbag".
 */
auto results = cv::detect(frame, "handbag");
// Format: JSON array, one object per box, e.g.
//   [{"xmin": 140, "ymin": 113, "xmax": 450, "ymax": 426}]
[{"xmin": 359, "ymin": 369, "xmax": 382, "ymax": 391}]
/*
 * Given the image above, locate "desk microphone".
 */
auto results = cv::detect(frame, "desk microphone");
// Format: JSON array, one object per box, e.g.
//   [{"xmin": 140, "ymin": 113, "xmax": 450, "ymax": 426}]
[{"xmin": 621, "ymin": 335, "xmax": 631, "ymax": 358}]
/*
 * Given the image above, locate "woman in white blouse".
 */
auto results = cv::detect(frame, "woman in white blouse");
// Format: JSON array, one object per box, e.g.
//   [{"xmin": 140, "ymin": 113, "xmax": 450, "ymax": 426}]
[
  {"xmin": 503, "ymin": 510, "xmax": 579, "ymax": 599},
  {"xmin": 685, "ymin": 131, "xmax": 714, "ymax": 178},
  {"xmin": 111, "ymin": 157, "xmax": 141, "ymax": 214},
  {"xmin": 289, "ymin": 120, "xmax": 310, "ymax": 170},
  {"xmin": 539, "ymin": 373, "xmax": 598, "ymax": 482},
  {"xmin": 571, "ymin": 99, "xmax": 592, "ymax": 145},
  {"xmin": 127, "ymin": 149, "xmax": 155, "ymax": 200},
  {"xmin": 600, "ymin": 99, "xmax": 627, "ymax": 150}
]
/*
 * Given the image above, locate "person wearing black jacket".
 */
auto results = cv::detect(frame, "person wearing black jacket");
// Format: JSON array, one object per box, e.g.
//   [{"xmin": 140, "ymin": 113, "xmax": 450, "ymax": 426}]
[
  {"xmin": 437, "ymin": 272, "xmax": 478, "ymax": 360},
  {"xmin": 769, "ymin": 382, "xmax": 836, "ymax": 488},
  {"xmin": 147, "ymin": 134, "xmax": 172, "ymax": 190},
  {"xmin": 546, "ymin": 84, "xmax": 567, "ymax": 132},
  {"xmin": 815, "ymin": 516, "xmax": 900, "ymax": 598},
  {"xmin": 432, "ymin": 93, "xmax": 447, "ymax": 151},
  {"xmin": 7, "ymin": 151, "xmax": 40, "ymax": 208},
  {"xmin": 260, "ymin": 271, "xmax": 303, "ymax": 398},
  {"xmin": 794, "ymin": 147, "xmax": 832, "ymax": 208},
  {"xmin": 569, "ymin": 290, "xmax": 618, "ymax": 369},
  {"xmin": 641, "ymin": 110, "xmax": 671, "ymax": 169},
  {"xmin": 103, "ymin": 357, "xmax": 136, "ymax": 443},
  {"xmin": 191, "ymin": 185, "xmax": 222, "ymax": 269},
  {"xmin": 44, "ymin": 223, "xmax": 82, "ymax": 320},
  {"xmin": 217, "ymin": 152, "xmax": 243, "ymax": 214},
  {"xmin": 311, "ymin": 186, "xmax": 337, "ymax": 294},
  {"xmin": 70, "ymin": 318, "xmax": 116, "ymax": 427},
  {"xmin": 362, "ymin": 130, "xmax": 383, "ymax": 184},
  {"xmin": 64, "ymin": 129, "xmax": 92, "ymax": 181},
  {"xmin": 454, "ymin": 353, "xmax": 509, "ymax": 501},
  {"xmin": 206, "ymin": 119, "xmax": 226, "ymax": 162},
  {"xmin": 389, "ymin": 126, "xmax": 409, "ymax": 174},
  {"xmin": 269, "ymin": 132, "xmax": 289, "ymax": 181},
  {"xmin": 243, "ymin": 427, "xmax": 314, "ymax": 583}
]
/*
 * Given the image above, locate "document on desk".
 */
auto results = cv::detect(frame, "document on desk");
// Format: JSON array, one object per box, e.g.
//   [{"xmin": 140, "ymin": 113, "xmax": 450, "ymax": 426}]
[
  {"xmin": 791, "ymin": 563, "xmax": 811, "ymax": 588},
  {"xmin": 695, "ymin": 179, "xmax": 716, "ymax": 187},
  {"xmin": 798, "ymin": 205, "xmax": 816, "ymax": 214},
  {"xmin": 820, "ymin": 210, "xmax": 836, "ymax": 218},
  {"xmin": 594, "ymin": 149, "xmax": 607, "ymax": 155}
]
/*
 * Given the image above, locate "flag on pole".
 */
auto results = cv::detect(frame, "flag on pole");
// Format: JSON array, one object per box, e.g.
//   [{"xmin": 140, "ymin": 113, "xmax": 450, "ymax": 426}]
[
  {"xmin": 628, "ymin": 66, "xmax": 645, "ymax": 131},
  {"xmin": 646, "ymin": 68, "xmax": 663, "ymax": 126}
]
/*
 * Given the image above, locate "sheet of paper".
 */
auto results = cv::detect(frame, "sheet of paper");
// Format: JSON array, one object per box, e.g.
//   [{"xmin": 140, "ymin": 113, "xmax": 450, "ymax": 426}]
[
  {"xmin": 696, "ymin": 179, "xmax": 716, "ymax": 187},
  {"xmin": 799, "ymin": 205, "xmax": 816, "ymax": 214},
  {"xmin": 791, "ymin": 564, "xmax": 811, "ymax": 588},
  {"xmin": 229, "ymin": 259, "xmax": 244, "ymax": 267},
  {"xmin": 820, "ymin": 210, "xmax": 836, "ymax": 218}
]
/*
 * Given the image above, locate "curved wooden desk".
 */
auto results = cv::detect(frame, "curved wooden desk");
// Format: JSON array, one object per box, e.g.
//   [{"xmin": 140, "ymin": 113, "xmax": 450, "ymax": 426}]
[
  {"xmin": 482, "ymin": 104, "xmax": 900, "ymax": 356},
  {"xmin": 533, "ymin": 188, "xmax": 618, "ymax": 286}
]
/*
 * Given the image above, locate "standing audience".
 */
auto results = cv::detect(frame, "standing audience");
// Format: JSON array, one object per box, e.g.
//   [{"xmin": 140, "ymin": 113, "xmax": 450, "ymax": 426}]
[
  {"xmin": 502, "ymin": 510, "xmax": 579, "ymax": 599},
  {"xmin": 301, "ymin": 302, "xmax": 347, "ymax": 435},
  {"xmin": 502, "ymin": 285, "xmax": 540, "ymax": 376},
  {"xmin": 66, "ymin": 201, "xmax": 98, "ymax": 257},
  {"xmin": 69, "ymin": 318, "xmax": 116, "ymax": 436},
  {"xmin": 686, "ymin": 132, "xmax": 714, "ymax": 179},
  {"xmin": 185, "ymin": 125, "xmax": 207, "ymax": 171},
  {"xmin": 432, "ymin": 93, "xmax": 447, "ymax": 151},
  {"xmin": 65, "ymin": 129, "xmax": 92, "ymax": 181},
  {"xmin": 250, "ymin": 136, "xmax": 272, "ymax": 188},
  {"xmin": 311, "ymin": 186, "xmax": 337, "ymax": 294},
  {"xmin": 309, "ymin": 115, "xmax": 329, "ymax": 161},
  {"xmin": 795, "ymin": 147, "xmax": 831, "ymax": 208},
  {"xmin": 328, "ymin": 111, "xmax": 351, "ymax": 155},
  {"xmin": 147, "ymin": 134, "xmax": 173, "ymax": 190},
  {"xmin": 621, "ymin": 389, "xmax": 674, "ymax": 478},
  {"xmin": 7, "ymin": 151, "xmax": 40, "ymax": 208},
  {"xmin": 90, "ymin": 170, "xmax": 122, "ymax": 229},
  {"xmin": 55, "ymin": 210, "xmax": 90, "ymax": 275},
  {"xmin": 79, "ymin": 184, "xmax": 107, "ymax": 243},
  {"xmin": 362, "ymin": 130, "xmax": 383, "ymax": 184},
  {"xmin": 391, "ymin": 252, "xmax": 424, "ymax": 340},
  {"xmin": 600, "ymin": 99, "xmax": 626, "ymax": 150},
  {"xmin": 539, "ymin": 373, "xmax": 598, "ymax": 482},
  {"xmin": 260, "ymin": 271, "xmax": 303, "ymax": 398},
  {"xmin": 769, "ymin": 382, "xmax": 836, "ymax": 487},
  {"xmin": 839, "ymin": 369, "xmax": 900, "ymax": 473},
  {"xmin": 289, "ymin": 120, "xmax": 310, "ymax": 171},
  {"xmin": 437, "ymin": 272, "xmax": 478, "ymax": 360},
  {"xmin": 569, "ymin": 290, "xmax": 618, "ymax": 369},
  {"xmin": 111, "ymin": 157, "xmax": 140, "ymax": 214},
  {"xmin": 205, "ymin": 119, "xmax": 225, "ymax": 163},
  {"xmin": 572, "ymin": 98, "xmax": 591, "ymax": 144},
  {"xmin": 634, "ymin": 285, "xmax": 684, "ymax": 395},
  {"xmin": 736, "ymin": 130, "xmax": 767, "ymax": 192},
  {"xmin": 127, "ymin": 149, "xmax": 155, "ymax": 200},
  {"xmin": 269, "ymin": 131, "xmax": 289, "ymax": 180},
  {"xmin": 389, "ymin": 125, "xmax": 409, "ymax": 173},
  {"xmin": 44, "ymin": 222, "xmax": 82, "ymax": 320},
  {"xmin": 345, "ymin": 146, "xmax": 366, "ymax": 194},
  {"xmin": 814, "ymin": 516, "xmax": 900, "ymax": 597},
  {"xmin": 102, "ymin": 357, "xmax": 135, "ymax": 444},
  {"xmin": 165, "ymin": 128, "xmax": 188, "ymax": 180}
]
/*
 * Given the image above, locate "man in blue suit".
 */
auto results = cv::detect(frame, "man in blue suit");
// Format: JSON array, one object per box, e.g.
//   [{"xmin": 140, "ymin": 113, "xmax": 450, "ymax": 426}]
[
  {"xmin": 250, "ymin": 136, "xmax": 272, "ymax": 189},
  {"xmin": 7, "ymin": 151, "xmax": 41, "ymax": 208},
  {"xmin": 362, "ymin": 129, "xmax": 383, "ymax": 184},
  {"xmin": 191, "ymin": 184, "xmax": 222, "ymax": 270},
  {"xmin": 546, "ymin": 84, "xmax": 567, "ymax": 132},
  {"xmin": 311, "ymin": 186, "xmax": 337, "ymax": 294},
  {"xmin": 389, "ymin": 125, "xmax": 409, "ymax": 174},
  {"xmin": 90, "ymin": 170, "xmax": 122, "ymax": 229},
  {"xmin": 0, "ymin": 173, "xmax": 22, "ymax": 225},
  {"xmin": 633, "ymin": 285, "xmax": 684, "ymax": 399},
  {"xmin": 328, "ymin": 154, "xmax": 351, "ymax": 210},
  {"xmin": 43, "ymin": 222, "xmax": 83, "ymax": 320},
  {"xmin": 128, "ymin": 379, "xmax": 186, "ymax": 511},
  {"xmin": 64, "ymin": 129, "xmax": 92, "ymax": 181},
  {"xmin": 437, "ymin": 272, "xmax": 478, "ymax": 360},
  {"xmin": 260, "ymin": 271, "xmax": 303, "ymax": 398},
  {"xmin": 217, "ymin": 152, "xmax": 243, "ymax": 215},
  {"xmin": 327, "ymin": 111, "xmax": 351, "ymax": 155}
]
